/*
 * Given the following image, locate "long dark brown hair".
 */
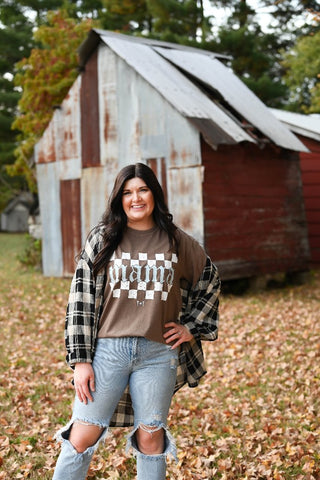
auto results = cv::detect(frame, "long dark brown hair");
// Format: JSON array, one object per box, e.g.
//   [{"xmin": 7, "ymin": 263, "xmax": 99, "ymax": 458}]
[{"xmin": 92, "ymin": 163, "xmax": 178, "ymax": 277}]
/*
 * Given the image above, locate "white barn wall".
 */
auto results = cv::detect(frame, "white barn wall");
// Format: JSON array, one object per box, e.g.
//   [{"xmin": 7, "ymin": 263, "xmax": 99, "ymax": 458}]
[
  {"xmin": 81, "ymin": 166, "xmax": 115, "ymax": 240},
  {"xmin": 35, "ymin": 78, "xmax": 82, "ymax": 276},
  {"xmin": 98, "ymin": 46, "xmax": 119, "ymax": 167},
  {"xmin": 55, "ymin": 76, "xmax": 82, "ymax": 163},
  {"xmin": 36, "ymin": 162, "xmax": 63, "ymax": 276}
]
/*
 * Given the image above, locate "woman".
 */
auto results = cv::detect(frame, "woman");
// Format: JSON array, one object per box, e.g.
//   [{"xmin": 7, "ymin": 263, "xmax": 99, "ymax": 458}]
[{"xmin": 53, "ymin": 163, "xmax": 220, "ymax": 480}]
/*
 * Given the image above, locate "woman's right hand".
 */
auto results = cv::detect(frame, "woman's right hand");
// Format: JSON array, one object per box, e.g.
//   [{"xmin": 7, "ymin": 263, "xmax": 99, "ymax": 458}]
[{"xmin": 73, "ymin": 363, "xmax": 95, "ymax": 404}]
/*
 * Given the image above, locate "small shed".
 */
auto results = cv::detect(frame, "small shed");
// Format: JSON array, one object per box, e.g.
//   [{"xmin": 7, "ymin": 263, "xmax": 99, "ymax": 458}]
[
  {"xmin": 1, "ymin": 192, "xmax": 34, "ymax": 232},
  {"xmin": 35, "ymin": 29, "xmax": 310, "ymax": 279},
  {"xmin": 270, "ymin": 109, "xmax": 320, "ymax": 267}
]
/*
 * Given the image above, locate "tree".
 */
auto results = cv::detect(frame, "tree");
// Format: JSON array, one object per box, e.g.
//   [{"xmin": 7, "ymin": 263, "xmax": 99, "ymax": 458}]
[
  {"xmin": 205, "ymin": 2, "xmax": 287, "ymax": 106},
  {"xmin": 205, "ymin": 0, "xmax": 320, "ymax": 107},
  {"xmin": 282, "ymin": 29, "xmax": 320, "ymax": 113},
  {"xmin": 0, "ymin": 0, "xmax": 105, "ymax": 207},
  {"xmin": 263, "ymin": 0, "xmax": 320, "ymax": 38},
  {"xmin": 0, "ymin": 1, "xmax": 35, "ymax": 210},
  {"xmin": 99, "ymin": 0, "xmax": 149, "ymax": 32},
  {"xmin": 100, "ymin": 0, "xmax": 210, "ymax": 44},
  {"xmin": 10, "ymin": 10, "xmax": 93, "ymax": 191}
]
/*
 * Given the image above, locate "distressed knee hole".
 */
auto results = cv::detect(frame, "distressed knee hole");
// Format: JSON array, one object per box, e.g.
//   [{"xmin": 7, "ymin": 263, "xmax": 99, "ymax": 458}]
[
  {"xmin": 73, "ymin": 420, "xmax": 104, "ymax": 428},
  {"xmin": 55, "ymin": 420, "xmax": 108, "ymax": 454},
  {"xmin": 126, "ymin": 424, "xmax": 178, "ymax": 462},
  {"xmin": 138, "ymin": 424, "xmax": 163, "ymax": 435},
  {"xmin": 134, "ymin": 425, "xmax": 165, "ymax": 456}
]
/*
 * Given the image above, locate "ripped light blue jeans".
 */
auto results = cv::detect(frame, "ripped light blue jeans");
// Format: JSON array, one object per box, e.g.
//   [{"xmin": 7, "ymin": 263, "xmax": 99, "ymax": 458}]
[{"xmin": 53, "ymin": 337, "xmax": 178, "ymax": 480}]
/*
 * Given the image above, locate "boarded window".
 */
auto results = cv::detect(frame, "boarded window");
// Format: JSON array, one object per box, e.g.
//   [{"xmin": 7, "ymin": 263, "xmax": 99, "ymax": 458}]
[{"xmin": 60, "ymin": 179, "xmax": 82, "ymax": 276}]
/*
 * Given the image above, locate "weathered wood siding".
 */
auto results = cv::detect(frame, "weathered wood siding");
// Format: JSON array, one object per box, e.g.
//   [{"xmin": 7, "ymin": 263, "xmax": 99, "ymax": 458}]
[
  {"xmin": 299, "ymin": 135, "xmax": 320, "ymax": 265},
  {"xmin": 60, "ymin": 179, "xmax": 82, "ymax": 276},
  {"xmin": 81, "ymin": 49, "xmax": 100, "ymax": 168},
  {"xmin": 202, "ymin": 139, "xmax": 310, "ymax": 280}
]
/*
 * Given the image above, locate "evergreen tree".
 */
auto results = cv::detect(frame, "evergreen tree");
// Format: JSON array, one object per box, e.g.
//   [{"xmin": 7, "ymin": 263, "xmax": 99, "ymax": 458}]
[
  {"xmin": 10, "ymin": 10, "xmax": 92, "ymax": 191},
  {"xmin": 282, "ymin": 29, "xmax": 320, "ymax": 113},
  {"xmin": 0, "ymin": 0, "xmax": 103, "ymax": 205},
  {"xmin": 100, "ymin": 0, "xmax": 210, "ymax": 44},
  {"xmin": 146, "ymin": 0, "xmax": 202, "ymax": 41},
  {"xmin": 0, "ymin": 1, "xmax": 34, "ymax": 210},
  {"xmin": 205, "ymin": 0, "xmax": 319, "ymax": 107},
  {"xmin": 99, "ymin": 0, "xmax": 149, "ymax": 33},
  {"xmin": 209, "ymin": 23, "xmax": 287, "ymax": 106},
  {"xmin": 263, "ymin": 0, "xmax": 319, "ymax": 38}
]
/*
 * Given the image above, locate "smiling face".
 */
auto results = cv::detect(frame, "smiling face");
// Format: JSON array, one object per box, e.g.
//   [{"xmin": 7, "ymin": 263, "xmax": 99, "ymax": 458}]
[{"xmin": 122, "ymin": 177, "xmax": 155, "ymax": 230}]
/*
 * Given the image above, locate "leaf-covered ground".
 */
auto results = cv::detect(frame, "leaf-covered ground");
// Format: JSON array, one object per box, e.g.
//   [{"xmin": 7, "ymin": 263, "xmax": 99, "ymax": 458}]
[{"xmin": 0, "ymin": 233, "xmax": 319, "ymax": 479}]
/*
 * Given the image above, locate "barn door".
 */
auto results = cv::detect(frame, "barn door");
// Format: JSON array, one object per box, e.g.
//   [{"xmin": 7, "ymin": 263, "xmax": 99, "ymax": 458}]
[
  {"xmin": 60, "ymin": 179, "xmax": 82, "ymax": 276},
  {"xmin": 167, "ymin": 165, "xmax": 204, "ymax": 245}
]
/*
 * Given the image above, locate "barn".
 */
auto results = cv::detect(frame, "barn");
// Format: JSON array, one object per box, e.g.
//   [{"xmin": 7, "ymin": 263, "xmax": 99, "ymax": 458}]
[
  {"xmin": 35, "ymin": 29, "xmax": 310, "ymax": 280},
  {"xmin": 270, "ymin": 109, "xmax": 320, "ymax": 267},
  {"xmin": 1, "ymin": 192, "xmax": 34, "ymax": 233}
]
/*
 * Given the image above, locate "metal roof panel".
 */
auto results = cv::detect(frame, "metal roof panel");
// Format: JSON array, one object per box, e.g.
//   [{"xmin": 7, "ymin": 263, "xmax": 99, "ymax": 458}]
[
  {"xmin": 95, "ymin": 29, "xmax": 229, "ymax": 59},
  {"xmin": 99, "ymin": 36, "xmax": 254, "ymax": 147},
  {"xmin": 155, "ymin": 47, "xmax": 308, "ymax": 152},
  {"xmin": 269, "ymin": 109, "xmax": 320, "ymax": 142}
]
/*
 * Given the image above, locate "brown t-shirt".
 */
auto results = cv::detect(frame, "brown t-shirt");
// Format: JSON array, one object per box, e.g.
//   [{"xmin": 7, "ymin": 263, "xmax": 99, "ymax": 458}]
[{"xmin": 98, "ymin": 226, "xmax": 207, "ymax": 344}]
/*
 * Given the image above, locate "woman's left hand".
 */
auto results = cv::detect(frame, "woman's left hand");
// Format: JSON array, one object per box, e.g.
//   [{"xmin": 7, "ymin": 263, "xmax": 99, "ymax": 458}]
[{"xmin": 163, "ymin": 322, "xmax": 194, "ymax": 349}]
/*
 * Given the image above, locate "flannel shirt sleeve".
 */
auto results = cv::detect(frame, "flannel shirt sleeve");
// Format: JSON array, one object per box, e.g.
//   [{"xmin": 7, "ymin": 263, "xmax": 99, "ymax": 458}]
[
  {"xmin": 180, "ymin": 256, "xmax": 220, "ymax": 341},
  {"xmin": 64, "ymin": 228, "xmax": 102, "ymax": 367}
]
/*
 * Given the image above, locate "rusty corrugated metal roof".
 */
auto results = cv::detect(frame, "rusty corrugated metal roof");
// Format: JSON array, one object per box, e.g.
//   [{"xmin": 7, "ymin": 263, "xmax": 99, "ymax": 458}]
[
  {"xmin": 155, "ymin": 48, "xmax": 308, "ymax": 152},
  {"xmin": 269, "ymin": 108, "xmax": 320, "ymax": 142},
  {"xmin": 78, "ymin": 29, "xmax": 308, "ymax": 152},
  {"xmin": 99, "ymin": 36, "xmax": 254, "ymax": 149},
  {"xmin": 79, "ymin": 28, "xmax": 230, "ymax": 66}
]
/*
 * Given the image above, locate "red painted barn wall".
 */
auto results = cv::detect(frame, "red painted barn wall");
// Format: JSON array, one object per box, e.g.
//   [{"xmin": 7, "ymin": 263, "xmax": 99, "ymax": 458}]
[
  {"xmin": 81, "ymin": 49, "xmax": 100, "ymax": 167},
  {"xmin": 202, "ymin": 139, "xmax": 310, "ymax": 280},
  {"xmin": 299, "ymin": 135, "xmax": 320, "ymax": 266}
]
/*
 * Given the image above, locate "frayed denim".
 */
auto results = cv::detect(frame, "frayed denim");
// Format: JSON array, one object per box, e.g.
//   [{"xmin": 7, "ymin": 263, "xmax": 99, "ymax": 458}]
[
  {"xmin": 127, "ymin": 424, "xmax": 177, "ymax": 480},
  {"xmin": 53, "ymin": 423, "xmax": 108, "ymax": 480},
  {"xmin": 52, "ymin": 337, "xmax": 178, "ymax": 480}
]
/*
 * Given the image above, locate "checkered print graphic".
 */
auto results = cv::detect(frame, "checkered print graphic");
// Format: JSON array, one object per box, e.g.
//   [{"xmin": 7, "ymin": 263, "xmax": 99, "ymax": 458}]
[{"xmin": 108, "ymin": 251, "xmax": 177, "ymax": 302}]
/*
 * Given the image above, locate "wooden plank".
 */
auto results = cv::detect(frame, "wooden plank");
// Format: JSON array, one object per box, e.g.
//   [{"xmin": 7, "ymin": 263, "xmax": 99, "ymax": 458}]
[
  {"xmin": 81, "ymin": 49, "xmax": 100, "ymax": 167},
  {"xmin": 308, "ymin": 224, "xmax": 320, "ymax": 235},
  {"xmin": 309, "ymin": 236, "xmax": 320, "ymax": 248},
  {"xmin": 306, "ymin": 211, "xmax": 320, "ymax": 223},
  {"xmin": 304, "ymin": 197, "xmax": 320, "ymax": 210},
  {"xmin": 204, "ymin": 195, "xmax": 285, "ymax": 210},
  {"xmin": 303, "ymin": 185, "xmax": 320, "ymax": 197},
  {"xmin": 147, "ymin": 158, "xmax": 168, "ymax": 203},
  {"xmin": 301, "ymin": 172, "xmax": 320, "ymax": 184},
  {"xmin": 300, "ymin": 157, "xmax": 320, "ymax": 171},
  {"xmin": 60, "ymin": 179, "xmax": 82, "ymax": 276},
  {"xmin": 310, "ymin": 249, "xmax": 320, "ymax": 263},
  {"xmin": 299, "ymin": 136, "xmax": 320, "ymax": 154}
]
